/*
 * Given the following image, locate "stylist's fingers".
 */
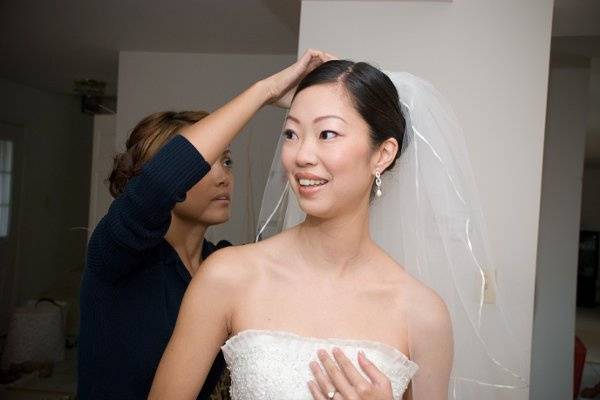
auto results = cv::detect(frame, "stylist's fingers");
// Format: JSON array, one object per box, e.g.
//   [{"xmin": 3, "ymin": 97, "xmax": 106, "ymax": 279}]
[
  {"xmin": 298, "ymin": 49, "xmax": 329, "ymax": 74},
  {"xmin": 294, "ymin": 49, "xmax": 318, "ymax": 71},
  {"xmin": 266, "ymin": 49, "xmax": 334, "ymax": 108},
  {"xmin": 323, "ymin": 51, "xmax": 338, "ymax": 62}
]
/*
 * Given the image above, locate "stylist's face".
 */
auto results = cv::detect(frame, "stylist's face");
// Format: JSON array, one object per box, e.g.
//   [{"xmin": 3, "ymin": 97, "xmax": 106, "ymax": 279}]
[{"xmin": 174, "ymin": 149, "xmax": 234, "ymax": 226}]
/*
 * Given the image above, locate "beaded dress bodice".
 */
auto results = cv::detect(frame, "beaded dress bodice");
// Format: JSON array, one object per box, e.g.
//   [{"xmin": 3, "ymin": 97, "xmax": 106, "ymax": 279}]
[{"xmin": 221, "ymin": 329, "xmax": 419, "ymax": 400}]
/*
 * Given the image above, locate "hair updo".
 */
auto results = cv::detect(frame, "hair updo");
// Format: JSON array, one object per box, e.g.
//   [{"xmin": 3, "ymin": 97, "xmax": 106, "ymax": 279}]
[
  {"xmin": 293, "ymin": 60, "xmax": 405, "ymax": 172},
  {"xmin": 108, "ymin": 110, "xmax": 209, "ymax": 198}
]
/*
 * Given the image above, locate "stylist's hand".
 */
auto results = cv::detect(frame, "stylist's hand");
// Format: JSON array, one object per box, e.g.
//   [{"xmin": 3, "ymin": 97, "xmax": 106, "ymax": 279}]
[
  {"xmin": 308, "ymin": 348, "xmax": 394, "ymax": 400},
  {"xmin": 263, "ymin": 49, "xmax": 336, "ymax": 108}
]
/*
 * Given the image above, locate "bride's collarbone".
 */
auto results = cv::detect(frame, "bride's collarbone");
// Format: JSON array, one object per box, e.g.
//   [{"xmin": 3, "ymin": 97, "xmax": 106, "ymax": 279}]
[{"xmin": 232, "ymin": 291, "xmax": 410, "ymax": 351}]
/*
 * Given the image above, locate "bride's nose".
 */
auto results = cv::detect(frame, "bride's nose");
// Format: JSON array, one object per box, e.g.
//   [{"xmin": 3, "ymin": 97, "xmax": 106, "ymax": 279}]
[{"xmin": 294, "ymin": 136, "xmax": 318, "ymax": 167}]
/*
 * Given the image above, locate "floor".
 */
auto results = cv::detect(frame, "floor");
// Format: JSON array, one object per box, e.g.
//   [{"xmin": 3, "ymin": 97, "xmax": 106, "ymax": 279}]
[
  {"xmin": 580, "ymin": 362, "xmax": 600, "ymax": 399},
  {"xmin": 0, "ymin": 346, "xmax": 76, "ymax": 400}
]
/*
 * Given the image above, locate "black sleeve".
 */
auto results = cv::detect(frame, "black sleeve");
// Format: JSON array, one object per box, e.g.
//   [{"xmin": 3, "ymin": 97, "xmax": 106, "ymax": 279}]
[{"xmin": 86, "ymin": 135, "xmax": 211, "ymax": 283}]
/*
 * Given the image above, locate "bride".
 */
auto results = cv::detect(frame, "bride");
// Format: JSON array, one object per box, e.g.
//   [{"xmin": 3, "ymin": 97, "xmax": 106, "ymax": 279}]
[
  {"xmin": 150, "ymin": 54, "xmax": 528, "ymax": 399},
  {"xmin": 149, "ymin": 59, "xmax": 453, "ymax": 400}
]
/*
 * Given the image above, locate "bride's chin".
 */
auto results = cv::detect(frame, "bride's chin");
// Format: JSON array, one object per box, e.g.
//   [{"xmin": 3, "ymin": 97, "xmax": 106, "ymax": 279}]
[{"xmin": 298, "ymin": 202, "xmax": 336, "ymax": 220}]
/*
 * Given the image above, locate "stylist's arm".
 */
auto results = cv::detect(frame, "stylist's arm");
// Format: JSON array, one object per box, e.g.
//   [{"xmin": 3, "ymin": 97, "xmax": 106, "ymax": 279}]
[
  {"xmin": 147, "ymin": 49, "xmax": 334, "ymax": 400},
  {"xmin": 181, "ymin": 49, "xmax": 332, "ymax": 163},
  {"xmin": 79, "ymin": 49, "xmax": 332, "ymax": 400}
]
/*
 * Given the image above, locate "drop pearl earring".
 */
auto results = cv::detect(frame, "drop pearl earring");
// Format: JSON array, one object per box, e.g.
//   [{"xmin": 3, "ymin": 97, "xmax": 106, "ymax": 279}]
[{"xmin": 375, "ymin": 170, "xmax": 382, "ymax": 197}]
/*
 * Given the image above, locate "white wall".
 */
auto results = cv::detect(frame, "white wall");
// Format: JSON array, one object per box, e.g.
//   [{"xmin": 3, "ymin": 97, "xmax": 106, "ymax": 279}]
[
  {"xmin": 299, "ymin": 1, "xmax": 553, "ymax": 398},
  {"xmin": 532, "ymin": 66, "xmax": 590, "ymax": 399},
  {"xmin": 0, "ymin": 78, "xmax": 93, "ymax": 331},
  {"xmin": 117, "ymin": 52, "xmax": 295, "ymax": 244}
]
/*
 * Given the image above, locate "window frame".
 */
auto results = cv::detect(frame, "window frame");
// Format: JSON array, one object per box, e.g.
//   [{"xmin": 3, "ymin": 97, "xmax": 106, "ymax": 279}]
[{"xmin": 0, "ymin": 122, "xmax": 21, "ymax": 243}]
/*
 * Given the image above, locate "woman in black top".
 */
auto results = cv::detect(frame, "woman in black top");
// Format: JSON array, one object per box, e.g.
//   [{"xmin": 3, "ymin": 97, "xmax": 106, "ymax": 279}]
[{"xmin": 78, "ymin": 50, "xmax": 333, "ymax": 399}]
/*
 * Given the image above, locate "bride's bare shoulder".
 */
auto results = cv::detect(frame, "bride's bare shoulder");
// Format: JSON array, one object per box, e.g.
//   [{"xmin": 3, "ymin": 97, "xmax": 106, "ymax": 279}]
[
  {"xmin": 397, "ymin": 274, "xmax": 451, "ymax": 341},
  {"xmin": 379, "ymin": 254, "xmax": 451, "ymax": 333},
  {"xmin": 189, "ymin": 246, "xmax": 249, "ymax": 292},
  {"xmin": 197, "ymin": 230, "xmax": 295, "ymax": 284},
  {"xmin": 238, "ymin": 228, "xmax": 297, "ymax": 262}
]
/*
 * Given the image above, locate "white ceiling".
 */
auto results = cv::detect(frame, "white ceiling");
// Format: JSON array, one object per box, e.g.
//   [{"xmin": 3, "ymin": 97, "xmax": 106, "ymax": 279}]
[
  {"xmin": 0, "ymin": 0, "xmax": 301, "ymax": 95},
  {"xmin": 0, "ymin": 0, "xmax": 599, "ymax": 129}
]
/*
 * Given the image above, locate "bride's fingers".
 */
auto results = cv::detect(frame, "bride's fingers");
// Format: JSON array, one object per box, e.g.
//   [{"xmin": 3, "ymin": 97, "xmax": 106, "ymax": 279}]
[
  {"xmin": 357, "ymin": 351, "xmax": 388, "ymax": 387},
  {"xmin": 308, "ymin": 381, "xmax": 345, "ymax": 400},
  {"xmin": 331, "ymin": 347, "xmax": 370, "ymax": 388},
  {"xmin": 309, "ymin": 380, "xmax": 345, "ymax": 400},
  {"xmin": 308, "ymin": 380, "xmax": 329, "ymax": 400},
  {"xmin": 317, "ymin": 350, "xmax": 354, "ymax": 398},
  {"xmin": 310, "ymin": 361, "xmax": 336, "ymax": 398}
]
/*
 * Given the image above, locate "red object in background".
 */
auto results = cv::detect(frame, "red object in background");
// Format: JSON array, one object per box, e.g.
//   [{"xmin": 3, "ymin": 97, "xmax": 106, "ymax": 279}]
[{"xmin": 574, "ymin": 336, "xmax": 587, "ymax": 399}]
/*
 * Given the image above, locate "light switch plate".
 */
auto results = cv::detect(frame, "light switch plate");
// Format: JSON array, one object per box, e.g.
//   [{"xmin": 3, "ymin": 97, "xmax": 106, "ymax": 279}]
[{"xmin": 483, "ymin": 269, "xmax": 497, "ymax": 304}]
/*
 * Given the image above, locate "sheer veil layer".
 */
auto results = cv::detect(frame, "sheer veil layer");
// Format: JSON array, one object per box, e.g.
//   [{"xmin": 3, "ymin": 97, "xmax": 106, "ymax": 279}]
[{"xmin": 256, "ymin": 70, "xmax": 528, "ymax": 399}]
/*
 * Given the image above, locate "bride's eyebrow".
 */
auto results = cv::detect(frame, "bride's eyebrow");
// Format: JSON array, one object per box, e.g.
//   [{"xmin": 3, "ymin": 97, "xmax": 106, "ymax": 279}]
[
  {"xmin": 313, "ymin": 115, "xmax": 347, "ymax": 124},
  {"xmin": 285, "ymin": 114, "xmax": 347, "ymax": 124}
]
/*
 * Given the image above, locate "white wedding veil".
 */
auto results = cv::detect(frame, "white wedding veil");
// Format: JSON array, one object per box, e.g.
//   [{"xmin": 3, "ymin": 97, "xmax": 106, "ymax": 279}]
[{"xmin": 256, "ymin": 69, "xmax": 528, "ymax": 399}]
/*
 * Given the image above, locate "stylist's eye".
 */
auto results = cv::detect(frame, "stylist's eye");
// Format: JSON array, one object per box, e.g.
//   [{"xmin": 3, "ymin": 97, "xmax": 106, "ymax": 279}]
[
  {"xmin": 283, "ymin": 129, "xmax": 297, "ymax": 140},
  {"xmin": 223, "ymin": 157, "xmax": 234, "ymax": 169},
  {"xmin": 320, "ymin": 130, "xmax": 338, "ymax": 140}
]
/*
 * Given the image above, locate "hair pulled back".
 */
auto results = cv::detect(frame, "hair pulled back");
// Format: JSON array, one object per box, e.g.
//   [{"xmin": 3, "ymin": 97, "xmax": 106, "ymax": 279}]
[
  {"xmin": 294, "ymin": 60, "xmax": 405, "ymax": 172},
  {"xmin": 108, "ymin": 110, "xmax": 209, "ymax": 198}
]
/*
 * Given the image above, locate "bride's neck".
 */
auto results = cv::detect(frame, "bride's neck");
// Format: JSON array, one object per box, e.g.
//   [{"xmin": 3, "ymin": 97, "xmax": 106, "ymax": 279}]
[{"xmin": 295, "ymin": 205, "xmax": 374, "ymax": 275}]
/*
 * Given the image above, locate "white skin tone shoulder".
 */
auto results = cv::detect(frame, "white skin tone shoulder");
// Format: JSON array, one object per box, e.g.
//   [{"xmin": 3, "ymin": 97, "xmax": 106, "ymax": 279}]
[{"xmin": 149, "ymin": 64, "xmax": 453, "ymax": 400}]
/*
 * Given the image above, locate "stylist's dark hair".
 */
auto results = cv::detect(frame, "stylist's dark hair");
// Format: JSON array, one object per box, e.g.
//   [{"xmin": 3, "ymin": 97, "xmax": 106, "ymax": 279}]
[
  {"xmin": 108, "ymin": 110, "xmax": 209, "ymax": 198},
  {"xmin": 294, "ymin": 60, "xmax": 405, "ymax": 172}
]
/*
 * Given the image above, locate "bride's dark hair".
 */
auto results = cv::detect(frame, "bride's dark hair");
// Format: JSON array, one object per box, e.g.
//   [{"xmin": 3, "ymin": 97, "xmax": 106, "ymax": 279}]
[{"xmin": 293, "ymin": 60, "xmax": 405, "ymax": 172}]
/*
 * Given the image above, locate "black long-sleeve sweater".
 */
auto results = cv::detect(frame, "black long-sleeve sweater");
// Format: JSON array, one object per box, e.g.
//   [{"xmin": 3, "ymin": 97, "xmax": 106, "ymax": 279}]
[{"xmin": 78, "ymin": 135, "xmax": 231, "ymax": 399}]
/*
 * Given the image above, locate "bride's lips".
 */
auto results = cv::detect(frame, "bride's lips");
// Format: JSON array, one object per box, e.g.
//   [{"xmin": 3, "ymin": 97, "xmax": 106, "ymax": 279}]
[{"xmin": 294, "ymin": 172, "xmax": 329, "ymax": 197}]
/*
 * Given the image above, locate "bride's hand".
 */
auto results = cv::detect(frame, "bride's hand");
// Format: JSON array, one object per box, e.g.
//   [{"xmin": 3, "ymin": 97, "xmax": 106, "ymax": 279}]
[
  {"xmin": 262, "ymin": 49, "xmax": 336, "ymax": 108},
  {"xmin": 308, "ymin": 348, "xmax": 394, "ymax": 400}
]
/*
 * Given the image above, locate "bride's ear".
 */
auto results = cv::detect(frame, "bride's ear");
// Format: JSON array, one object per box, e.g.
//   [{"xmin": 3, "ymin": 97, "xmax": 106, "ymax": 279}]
[{"xmin": 372, "ymin": 137, "xmax": 399, "ymax": 173}]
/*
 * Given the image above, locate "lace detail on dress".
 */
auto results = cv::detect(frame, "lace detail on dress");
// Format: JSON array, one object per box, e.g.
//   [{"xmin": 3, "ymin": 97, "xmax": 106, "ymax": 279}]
[{"xmin": 221, "ymin": 329, "xmax": 419, "ymax": 400}]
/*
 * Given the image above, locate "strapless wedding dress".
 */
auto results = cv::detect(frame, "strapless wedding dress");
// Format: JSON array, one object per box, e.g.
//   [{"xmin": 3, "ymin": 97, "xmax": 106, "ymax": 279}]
[{"xmin": 221, "ymin": 329, "xmax": 419, "ymax": 400}]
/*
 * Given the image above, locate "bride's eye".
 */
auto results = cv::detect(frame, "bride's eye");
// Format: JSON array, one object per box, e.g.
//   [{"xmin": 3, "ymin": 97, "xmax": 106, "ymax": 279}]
[
  {"xmin": 282, "ymin": 129, "xmax": 297, "ymax": 140},
  {"xmin": 320, "ymin": 130, "xmax": 338, "ymax": 140}
]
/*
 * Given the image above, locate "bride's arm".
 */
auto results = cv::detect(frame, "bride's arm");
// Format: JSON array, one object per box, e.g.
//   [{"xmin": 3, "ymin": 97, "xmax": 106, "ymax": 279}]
[
  {"xmin": 406, "ymin": 288, "xmax": 453, "ymax": 400},
  {"xmin": 149, "ymin": 248, "xmax": 243, "ymax": 400}
]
